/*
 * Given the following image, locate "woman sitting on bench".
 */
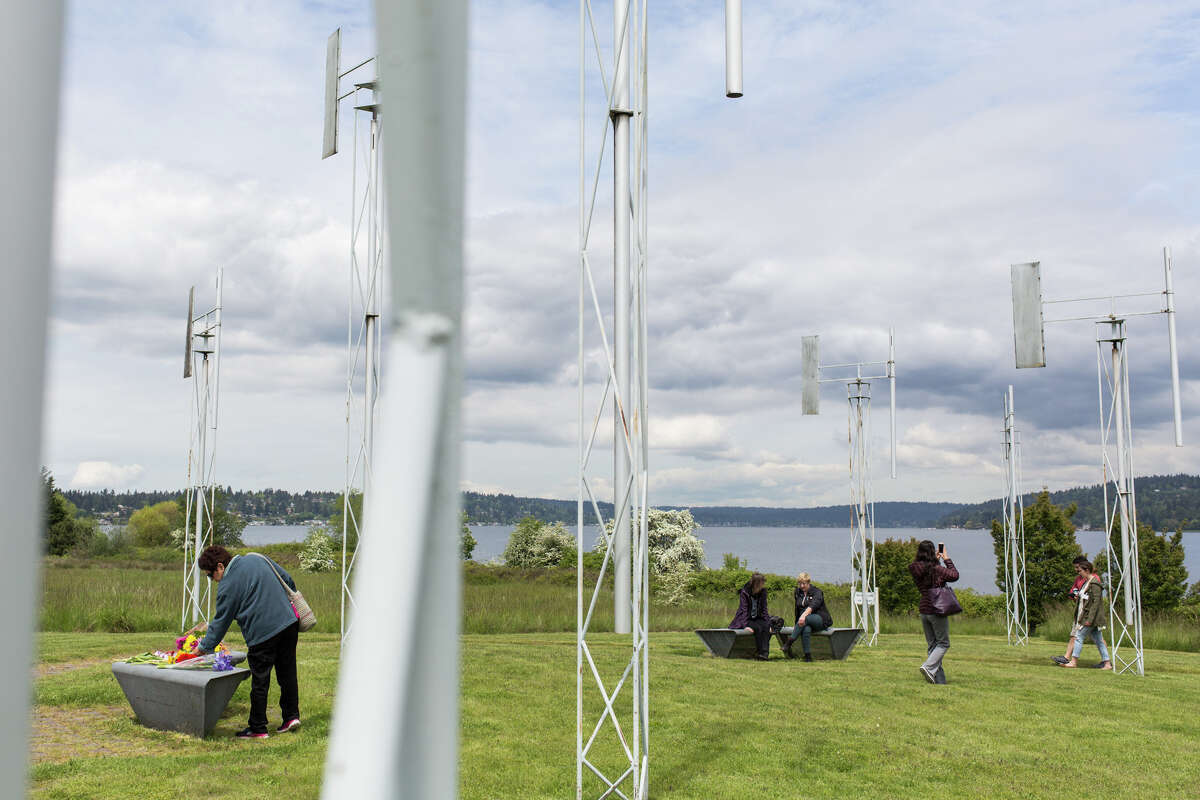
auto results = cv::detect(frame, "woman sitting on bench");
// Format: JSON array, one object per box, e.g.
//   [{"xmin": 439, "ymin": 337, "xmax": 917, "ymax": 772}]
[
  {"xmin": 729, "ymin": 572, "xmax": 772, "ymax": 660},
  {"xmin": 783, "ymin": 572, "xmax": 832, "ymax": 661}
]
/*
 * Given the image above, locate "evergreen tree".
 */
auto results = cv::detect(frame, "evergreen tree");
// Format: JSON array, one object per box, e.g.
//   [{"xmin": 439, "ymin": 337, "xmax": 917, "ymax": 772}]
[
  {"xmin": 42, "ymin": 468, "xmax": 85, "ymax": 556},
  {"xmin": 873, "ymin": 537, "xmax": 921, "ymax": 613},
  {"xmin": 990, "ymin": 490, "xmax": 1082, "ymax": 631},
  {"xmin": 460, "ymin": 512, "xmax": 477, "ymax": 560},
  {"xmin": 1096, "ymin": 523, "xmax": 1189, "ymax": 612}
]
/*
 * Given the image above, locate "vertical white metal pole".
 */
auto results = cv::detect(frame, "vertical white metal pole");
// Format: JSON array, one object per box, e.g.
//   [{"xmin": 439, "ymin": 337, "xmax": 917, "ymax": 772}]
[
  {"xmin": 321, "ymin": 1, "xmax": 467, "ymax": 797},
  {"xmin": 577, "ymin": 0, "xmax": 586, "ymax": 793},
  {"xmin": 0, "ymin": 1, "xmax": 62, "ymax": 795},
  {"xmin": 1163, "ymin": 246, "xmax": 1183, "ymax": 447},
  {"xmin": 724, "ymin": 0, "xmax": 742, "ymax": 98},
  {"xmin": 613, "ymin": 0, "xmax": 633, "ymax": 635},
  {"xmin": 888, "ymin": 328, "xmax": 896, "ymax": 480}
]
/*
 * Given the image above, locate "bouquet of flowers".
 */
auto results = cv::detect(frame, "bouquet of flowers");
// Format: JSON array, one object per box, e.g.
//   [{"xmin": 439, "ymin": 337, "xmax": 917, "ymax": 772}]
[{"xmin": 120, "ymin": 633, "xmax": 231, "ymax": 671}]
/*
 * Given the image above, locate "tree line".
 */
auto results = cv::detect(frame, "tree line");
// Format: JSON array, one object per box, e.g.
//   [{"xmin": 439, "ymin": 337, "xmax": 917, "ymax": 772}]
[
  {"xmin": 933, "ymin": 473, "xmax": 1200, "ymax": 531},
  {"xmin": 58, "ymin": 474, "xmax": 1200, "ymax": 530}
]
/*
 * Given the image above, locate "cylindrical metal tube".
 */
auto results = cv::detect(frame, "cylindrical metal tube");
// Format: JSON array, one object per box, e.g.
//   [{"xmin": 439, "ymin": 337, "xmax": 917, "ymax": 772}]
[
  {"xmin": 612, "ymin": 0, "xmax": 633, "ymax": 636},
  {"xmin": 889, "ymin": 328, "xmax": 896, "ymax": 479},
  {"xmin": 725, "ymin": 0, "xmax": 743, "ymax": 97},
  {"xmin": 1163, "ymin": 246, "xmax": 1183, "ymax": 447},
  {"xmin": 1110, "ymin": 325, "xmax": 1135, "ymax": 626}
]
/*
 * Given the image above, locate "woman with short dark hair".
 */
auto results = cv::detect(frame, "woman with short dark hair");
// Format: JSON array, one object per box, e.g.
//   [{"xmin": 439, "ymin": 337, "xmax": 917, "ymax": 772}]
[
  {"xmin": 909, "ymin": 540, "xmax": 959, "ymax": 684},
  {"xmin": 195, "ymin": 545, "xmax": 303, "ymax": 738},
  {"xmin": 729, "ymin": 572, "xmax": 772, "ymax": 660}
]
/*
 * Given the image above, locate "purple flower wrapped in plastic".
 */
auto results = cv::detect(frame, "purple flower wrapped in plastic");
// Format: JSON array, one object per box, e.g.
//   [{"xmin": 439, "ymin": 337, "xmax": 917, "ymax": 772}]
[{"xmin": 213, "ymin": 651, "xmax": 233, "ymax": 672}]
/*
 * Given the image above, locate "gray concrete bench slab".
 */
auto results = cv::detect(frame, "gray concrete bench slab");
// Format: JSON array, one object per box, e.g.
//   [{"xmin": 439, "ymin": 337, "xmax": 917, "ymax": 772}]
[
  {"xmin": 695, "ymin": 627, "xmax": 863, "ymax": 660},
  {"xmin": 112, "ymin": 652, "xmax": 249, "ymax": 737},
  {"xmin": 775, "ymin": 627, "xmax": 862, "ymax": 660}
]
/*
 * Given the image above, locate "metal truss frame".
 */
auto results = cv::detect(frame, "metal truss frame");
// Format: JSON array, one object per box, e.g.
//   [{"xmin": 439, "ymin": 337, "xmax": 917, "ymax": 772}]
[
  {"xmin": 577, "ymin": 0, "xmax": 650, "ymax": 795},
  {"xmin": 807, "ymin": 330, "xmax": 896, "ymax": 647},
  {"xmin": 324, "ymin": 40, "xmax": 382, "ymax": 642},
  {"xmin": 846, "ymin": 380, "xmax": 880, "ymax": 646},
  {"xmin": 1096, "ymin": 320, "xmax": 1143, "ymax": 675},
  {"xmin": 181, "ymin": 270, "xmax": 223, "ymax": 630},
  {"xmin": 1001, "ymin": 385, "xmax": 1029, "ymax": 646}
]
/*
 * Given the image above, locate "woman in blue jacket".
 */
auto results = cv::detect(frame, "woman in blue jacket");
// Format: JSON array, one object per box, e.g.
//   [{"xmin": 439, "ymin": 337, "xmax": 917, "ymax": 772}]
[{"xmin": 195, "ymin": 545, "xmax": 301, "ymax": 738}]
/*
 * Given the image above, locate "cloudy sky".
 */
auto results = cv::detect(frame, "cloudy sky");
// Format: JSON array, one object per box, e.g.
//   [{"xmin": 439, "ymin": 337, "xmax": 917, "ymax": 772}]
[{"xmin": 43, "ymin": 1, "xmax": 1200, "ymax": 509}]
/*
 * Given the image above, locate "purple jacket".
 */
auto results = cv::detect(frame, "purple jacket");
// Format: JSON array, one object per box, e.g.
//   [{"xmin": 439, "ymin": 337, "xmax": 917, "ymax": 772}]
[
  {"xmin": 909, "ymin": 558, "xmax": 959, "ymax": 615},
  {"xmin": 729, "ymin": 583, "xmax": 769, "ymax": 629}
]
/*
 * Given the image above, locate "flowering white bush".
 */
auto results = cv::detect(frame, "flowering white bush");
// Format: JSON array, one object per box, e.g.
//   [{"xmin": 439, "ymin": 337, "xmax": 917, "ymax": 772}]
[
  {"xmin": 598, "ymin": 508, "xmax": 705, "ymax": 604},
  {"xmin": 299, "ymin": 527, "xmax": 338, "ymax": 573},
  {"xmin": 504, "ymin": 517, "xmax": 576, "ymax": 568},
  {"xmin": 168, "ymin": 527, "xmax": 187, "ymax": 551}
]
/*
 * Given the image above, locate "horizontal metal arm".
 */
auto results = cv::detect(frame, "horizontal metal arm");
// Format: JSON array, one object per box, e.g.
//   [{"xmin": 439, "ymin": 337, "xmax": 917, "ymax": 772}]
[{"xmin": 1045, "ymin": 310, "xmax": 1165, "ymax": 324}]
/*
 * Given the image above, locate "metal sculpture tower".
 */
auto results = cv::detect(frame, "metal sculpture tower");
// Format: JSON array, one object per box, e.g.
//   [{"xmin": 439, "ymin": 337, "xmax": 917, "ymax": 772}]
[
  {"xmin": 181, "ymin": 270, "xmax": 223, "ymax": 629},
  {"xmin": 802, "ymin": 331, "xmax": 897, "ymax": 647},
  {"xmin": 1010, "ymin": 250, "xmax": 1184, "ymax": 675},
  {"xmin": 322, "ymin": 28, "xmax": 382, "ymax": 640},
  {"xmin": 576, "ymin": 2, "xmax": 744, "ymax": 796},
  {"xmin": 1001, "ymin": 385, "xmax": 1029, "ymax": 646}
]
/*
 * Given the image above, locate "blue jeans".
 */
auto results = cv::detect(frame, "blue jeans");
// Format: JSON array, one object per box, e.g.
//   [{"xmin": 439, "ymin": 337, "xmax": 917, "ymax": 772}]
[
  {"xmin": 920, "ymin": 613, "xmax": 950, "ymax": 684},
  {"xmin": 1072, "ymin": 625, "xmax": 1110, "ymax": 662},
  {"xmin": 788, "ymin": 616, "xmax": 828, "ymax": 654}
]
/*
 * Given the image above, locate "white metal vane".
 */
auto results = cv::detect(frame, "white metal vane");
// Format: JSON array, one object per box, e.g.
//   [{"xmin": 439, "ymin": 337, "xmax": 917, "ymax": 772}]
[
  {"xmin": 181, "ymin": 270, "xmax": 223, "ymax": 630},
  {"xmin": 801, "ymin": 330, "xmax": 897, "ymax": 648},
  {"xmin": 1001, "ymin": 385, "xmax": 1029, "ymax": 646},
  {"xmin": 1009, "ymin": 249, "xmax": 1185, "ymax": 676},
  {"xmin": 322, "ymin": 28, "xmax": 383, "ymax": 642}
]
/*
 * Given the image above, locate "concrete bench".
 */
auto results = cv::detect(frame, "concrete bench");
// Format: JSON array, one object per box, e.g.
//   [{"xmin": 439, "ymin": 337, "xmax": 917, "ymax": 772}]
[
  {"xmin": 775, "ymin": 627, "xmax": 862, "ymax": 660},
  {"xmin": 695, "ymin": 627, "xmax": 862, "ymax": 660},
  {"xmin": 112, "ymin": 652, "xmax": 249, "ymax": 737}
]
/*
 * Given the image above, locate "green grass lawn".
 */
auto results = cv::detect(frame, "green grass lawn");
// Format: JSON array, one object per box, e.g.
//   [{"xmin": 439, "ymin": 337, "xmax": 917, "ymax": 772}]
[{"xmin": 30, "ymin": 630, "xmax": 1200, "ymax": 799}]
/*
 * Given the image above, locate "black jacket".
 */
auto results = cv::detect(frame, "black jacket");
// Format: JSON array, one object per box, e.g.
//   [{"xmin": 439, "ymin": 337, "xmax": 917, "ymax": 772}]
[{"xmin": 794, "ymin": 584, "xmax": 833, "ymax": 627}]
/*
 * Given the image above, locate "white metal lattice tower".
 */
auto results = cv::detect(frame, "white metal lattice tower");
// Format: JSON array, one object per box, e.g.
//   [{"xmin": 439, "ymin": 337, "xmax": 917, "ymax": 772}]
[
  {"xmin": 181, "ymin": 270, "xmax": 223, "ymax": 630},
  {"xmin": 322, "ymin": 28, "xmax": 382, "ymax": 641},
  {"xmin": 575, "ymin": 2, "xmax": 744, "ymax": 796},
  {"xmin": 577, "ymin": 0, "xmax": 650, "ymax": 794},
  {"xmin": 1001, "ymin": 385, "xmax": 1029, "ymax": 646},
  {"xmin": 802, "ymin": 331, "xmax": 897, "ymax": 647},
  {"xmin": 1009, "ymin": 250, "xmax": 1185, "ymax": 675}
]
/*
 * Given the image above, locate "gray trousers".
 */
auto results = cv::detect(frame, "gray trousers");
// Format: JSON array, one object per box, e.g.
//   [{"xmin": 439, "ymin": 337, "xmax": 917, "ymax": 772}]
[{"xmin": 920, "ymin": 613, "xmax": 950, "ymax": 684}]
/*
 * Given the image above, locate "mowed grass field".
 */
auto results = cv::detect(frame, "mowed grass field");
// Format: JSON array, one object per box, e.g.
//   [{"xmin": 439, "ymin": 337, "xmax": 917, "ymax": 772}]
[{"xmin": 31, "ymin": 628, "xmax": 1200, "ymax": 799}]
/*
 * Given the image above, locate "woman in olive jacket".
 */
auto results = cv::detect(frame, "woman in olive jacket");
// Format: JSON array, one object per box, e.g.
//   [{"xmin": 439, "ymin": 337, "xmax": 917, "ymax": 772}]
[{"xmin": 1062, "ymin": 560, "xmax": 1111, "ymax": 670}]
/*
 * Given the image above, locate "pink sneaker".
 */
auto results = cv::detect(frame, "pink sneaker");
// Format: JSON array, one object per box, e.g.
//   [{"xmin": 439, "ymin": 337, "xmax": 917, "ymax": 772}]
[{"xmin": 276, "ymin": 718, "xmax": 301, "ymax": 733}]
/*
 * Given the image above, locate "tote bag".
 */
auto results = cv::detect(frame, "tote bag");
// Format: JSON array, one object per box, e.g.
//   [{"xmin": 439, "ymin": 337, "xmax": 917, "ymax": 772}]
[
  {"xmin": 253, "ymin": 553, "xmax": 318, "ymax": 632},
  {"xmin": 929, "ymin": 583, "xmax": 962, "ymax": 616}
]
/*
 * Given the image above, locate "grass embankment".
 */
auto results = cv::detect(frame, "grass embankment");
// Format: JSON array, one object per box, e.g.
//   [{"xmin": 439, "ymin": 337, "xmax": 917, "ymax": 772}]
[
  {"xmin": 31, "ymin": 631, "xmax": 1200, "ymax": 799},
  {"xmin": 41, "ymin": 558, "xmax": 1200, "ymax": 651}
]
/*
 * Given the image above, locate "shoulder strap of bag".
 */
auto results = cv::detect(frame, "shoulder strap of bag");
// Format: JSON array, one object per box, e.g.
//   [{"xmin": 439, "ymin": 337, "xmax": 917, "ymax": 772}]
[{"xmin": 251, "ymin": 552, "xmax": 293, "ymax": 595}]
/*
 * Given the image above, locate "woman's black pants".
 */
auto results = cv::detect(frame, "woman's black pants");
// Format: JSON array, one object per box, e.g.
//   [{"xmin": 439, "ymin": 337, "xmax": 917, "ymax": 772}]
[
  {"xmin": 746, "ymin": 618, "xmax": 773, "ymax": 656},
  {"xmin": 247, "ymin": 620, "xmax": 300, "ymax": 733}
]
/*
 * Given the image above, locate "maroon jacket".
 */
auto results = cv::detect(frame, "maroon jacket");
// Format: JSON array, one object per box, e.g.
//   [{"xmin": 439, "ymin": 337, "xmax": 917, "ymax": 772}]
[
  {"xmin": 909, "ymin": 558, "xmax": 959, "ymax": 615},
  {"xmin": 729, "ymin": 583, "xmax": 769, "ymax": 629}
]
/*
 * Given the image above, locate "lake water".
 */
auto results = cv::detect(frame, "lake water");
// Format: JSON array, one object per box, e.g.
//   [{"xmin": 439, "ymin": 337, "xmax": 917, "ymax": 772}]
[{"xmin": 244, "ymin": 523, "xmax": 1200, "ymax": 594}]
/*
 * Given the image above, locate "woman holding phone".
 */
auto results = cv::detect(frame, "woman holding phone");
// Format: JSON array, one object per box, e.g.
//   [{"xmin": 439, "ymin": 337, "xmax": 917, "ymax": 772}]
[{"xmin": 908, "ymin": 540, "xmax": 959, "ymax": 684}]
